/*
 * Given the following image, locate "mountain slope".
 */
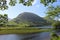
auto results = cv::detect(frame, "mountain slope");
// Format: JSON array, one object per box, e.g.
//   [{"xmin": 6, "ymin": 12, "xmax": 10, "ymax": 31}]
[{"xmin": 13, "ymin": 12, "xmax": 49, "ymax": 26}]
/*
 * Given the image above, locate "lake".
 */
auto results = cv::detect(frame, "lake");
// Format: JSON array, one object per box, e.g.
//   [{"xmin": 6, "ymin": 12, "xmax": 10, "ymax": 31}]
[{"xmin": 0, "ymin": 32, "xmax": 51, "ymax": 40}]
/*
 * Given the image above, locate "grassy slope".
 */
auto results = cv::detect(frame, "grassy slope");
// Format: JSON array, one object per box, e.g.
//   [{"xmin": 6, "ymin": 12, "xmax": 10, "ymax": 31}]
[{"xmin": 0, "ymin": 27, "xmax": 52, "ymax": 34}]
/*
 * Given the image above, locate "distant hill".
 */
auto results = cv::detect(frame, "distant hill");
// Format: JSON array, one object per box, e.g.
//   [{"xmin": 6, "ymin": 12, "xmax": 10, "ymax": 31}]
[
  {"xmin": 13, "ymin": 12, "xmax": 50, "ymax": 27},
  {"xmin": 8, "ymin": 18, "xmax": 12, "ymax": 21}
]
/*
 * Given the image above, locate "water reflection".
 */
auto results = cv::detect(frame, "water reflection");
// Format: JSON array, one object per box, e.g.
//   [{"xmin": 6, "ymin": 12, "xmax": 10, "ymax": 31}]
[
  {"xmin": 23, "ymin": 32, "xmax": 50, "ymax": 40},
  {"xmin": 0, "ymin": 32, "xmax": 51, "ymax": 40},
  {"xmin": 0, "ymin": 34, "xmax": 21, "ymax": 40}
]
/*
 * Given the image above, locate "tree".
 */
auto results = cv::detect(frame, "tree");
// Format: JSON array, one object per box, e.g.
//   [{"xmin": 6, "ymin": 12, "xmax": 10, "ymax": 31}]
[
  {"xmin": 44, "ymin": 16, "xmax": 55, "ymax": 24},
  {"xmin": 0, "ymin": 14, "xmax": 8, "ymax": 27},
  {"xmin": 46, "ymin": 5, "xmax": 60, "ymax": 32},
  {"xmin": 46, "ymin": 6, "xmax": 60, "ymax": 21},
  {"xmin": 52, "ymin": 21, "xmax": 60, "ymax": 31},
  {"xmin": 4, "ymin": 14, "xmax": 8, "ymax": 23},
  {"xmin": 0, "ymin": 0, "xmax": 57, "ymax": 10}
]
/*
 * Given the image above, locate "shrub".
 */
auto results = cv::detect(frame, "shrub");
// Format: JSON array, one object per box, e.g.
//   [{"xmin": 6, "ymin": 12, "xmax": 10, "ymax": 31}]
[
  {"xmin": 52, "ymin": 21, "xmax": 60, "ymax": 32},
  {"xmin": 50, "ymin": 32, "xmax": 59, "ymax": 40}
]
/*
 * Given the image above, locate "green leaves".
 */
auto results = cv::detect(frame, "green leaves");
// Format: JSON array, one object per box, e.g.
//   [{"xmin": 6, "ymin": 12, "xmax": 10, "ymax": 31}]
[
  {"xmin": 19, "ymin": 0, "xmax": 24, "ymax": 3},
  {"xmin": 52, "ymin": 21, "xmax": 60, "ymax": 32},
  {"xmin": 46, "ymin": 6, "xmax": 60, "ymax": 21},
  {"xmin": 51, "ymin": 0, "xmax": 57, "ymax": 3},
  {"xmin": 21, "ymin": 0, "xmax": 34, "ymax": 6},
  {"xmin": 23, "ymin": 1, "xmax": 32, "ymax": 6},
  {"xmin": 9, "ymin": 0, "xmax": 17, "ymax": 6},
  {"xmin": 0, "ymin": 0, "xmax": 57, "ymax": 10},
  {"xmin": 0, "ymin": 0, "xmax": 8, "ymax": 10},
  {"xmin": 0, "ymin": 14, "xmax": 8, "ymax": 26},
  {"xmin": 40, "ymin": 0, "xmax": 57, "ymax": 6},
  {"xmin": 40, "ymin": 0, "xmax": 48, "ymax": 6},
  {"xmin": 0, "ymin": 6, "xmax": 8, "ymax": 10}
]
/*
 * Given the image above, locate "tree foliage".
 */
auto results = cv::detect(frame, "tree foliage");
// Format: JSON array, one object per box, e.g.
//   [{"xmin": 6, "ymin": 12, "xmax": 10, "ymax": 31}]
[
  {"xmin": 44, "ymin": 16, "xmax": 55, "ymax": 24},
  {"xmin": 52, "ymin": 21, "xmax": 60, "ymax": 27},
  {"xmin": 0, "ymin": 14, "xmax": 8, "ymax": 27},
  {"xmin": 40, "ymin": 0, "xmax": 57, "ymax": 6},
  {"xmin": 52, "ymin": 21, "xmax": 60, "ymax": 32},
  {"xmin": 46, "ymin": 5, "xmax": 60, "ymax": 31},
  {"xmin": 46, "ymin": 6, "xmax": 60, "ymax": 21},
  {"xmin": 0, "ymin": 0, "xmax": 57, "ymax": 10}
]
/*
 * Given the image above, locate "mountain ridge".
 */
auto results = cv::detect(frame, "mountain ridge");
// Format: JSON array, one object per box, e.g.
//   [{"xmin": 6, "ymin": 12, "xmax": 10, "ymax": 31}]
[{"xmin": 13, "ymin": 12, "xmax": 49, "ymax": 27}]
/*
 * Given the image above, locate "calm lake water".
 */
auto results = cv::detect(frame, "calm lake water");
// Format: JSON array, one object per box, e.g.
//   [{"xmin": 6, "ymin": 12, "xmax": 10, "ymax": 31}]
[
  {"xmin": 0, "ymin": 32, "xmax": 51, "ymax": 40},
  {"xmin": 0, "ymin": 26, "xmax": 54, "ymax": 40}
]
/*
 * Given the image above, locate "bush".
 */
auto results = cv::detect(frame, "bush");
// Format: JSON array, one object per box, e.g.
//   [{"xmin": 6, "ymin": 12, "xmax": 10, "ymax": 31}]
[
  {"xmin": 50, "ymin": 32, "xmax": 59, "ymax": 40},
  {"xmin": 52, "ymin": 21, "xmax": 60, "ymax": 32}
]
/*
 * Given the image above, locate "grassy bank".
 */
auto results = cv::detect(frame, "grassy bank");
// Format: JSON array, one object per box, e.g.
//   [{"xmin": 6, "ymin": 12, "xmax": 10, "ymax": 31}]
[
  {"xmin": 0, "ymin": 27, "xmax": 52, "ymax": 34},
  {"xmin": 51, "ymin": 36, "xmax": 60, "ymax": 40}
]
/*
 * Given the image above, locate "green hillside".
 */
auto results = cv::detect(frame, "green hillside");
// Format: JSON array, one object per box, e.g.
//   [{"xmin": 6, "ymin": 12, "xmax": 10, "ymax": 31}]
[{"xmin": 13, "ymin": 12, "xmax": 49, "ymax": 27}]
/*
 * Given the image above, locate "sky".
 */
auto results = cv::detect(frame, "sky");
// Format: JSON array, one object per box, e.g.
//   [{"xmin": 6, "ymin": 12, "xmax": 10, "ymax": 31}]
[{"xmin": 0, "ymin": 0, "xmax": 60, "ymax": 19}]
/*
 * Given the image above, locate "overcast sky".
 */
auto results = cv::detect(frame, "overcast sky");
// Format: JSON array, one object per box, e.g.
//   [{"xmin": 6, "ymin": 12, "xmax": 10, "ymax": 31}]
[{"xmin": 0, "ymin": 0, "xmax": 60, "ymax": 19}]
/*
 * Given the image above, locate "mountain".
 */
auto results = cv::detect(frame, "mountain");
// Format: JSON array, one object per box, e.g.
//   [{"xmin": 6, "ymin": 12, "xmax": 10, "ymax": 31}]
[
  {"xmin": 13, "ymin": 12, "xmax": 49, "ymax": 27},
  {"xmin": 8, "ymin": 18, "xmax": 12, "ymax": 21}
]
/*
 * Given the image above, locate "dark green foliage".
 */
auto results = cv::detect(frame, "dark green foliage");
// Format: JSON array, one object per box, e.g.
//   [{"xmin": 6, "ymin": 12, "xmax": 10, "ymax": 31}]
[
  {"xmin": 9, "ymin": 0, "xmax": 17, "ymax": 6},
  {"xmin": 44, "ymin": 16, "xmax": 54, "ymax": 24},
  {"xmin": 0, "ymin": 0, "xmax": 57, "ymax": 10},
  {"xmin": 19, "ymin": 0, "xmax": 24, "ymax": 3},
  {"xmin": 13, "ymin": 12, "xmax": 49, "ymax": 27},
  {"xmin": 52, "ymin": 21, "xmax": 60, "ymax": 31},
  {"xmin": 46, "ymin": 6, "xmax": 60, "ymax": 21},
  {"xmin": 4, "ymin": 14, "xmax": 8, "ymax": 23},
  {"xmin": 46, "ymin": 5, "xmax": 60, "ymax": 32},
  {"xmin": 0, "ymin": 0, "xmax": 8, "ymax": 10},
  {"xmin": 40, "ymin": 0, "xmax": 57, "ymax": 6},
  {"xmin": 52, "ymin": 21, "xmax": 60, "ymax": 27},
  {"xmin": 51, "ymin": 32, "xmax": 59, "ymax": 40},
  {"xmin": 0, "ymin": 14, "xmax": 8, "ymax": 27}
]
